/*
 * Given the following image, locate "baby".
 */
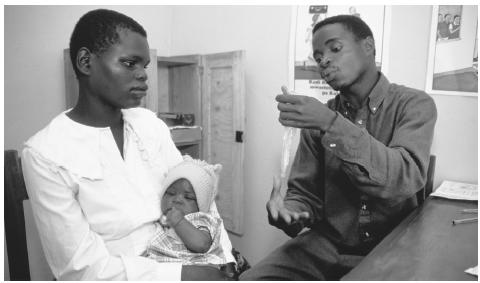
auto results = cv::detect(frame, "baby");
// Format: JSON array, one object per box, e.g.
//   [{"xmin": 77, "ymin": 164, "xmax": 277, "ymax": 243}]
[{"xmin": 143, "ymin": 155, "xmax": 228, "ymax": 266}]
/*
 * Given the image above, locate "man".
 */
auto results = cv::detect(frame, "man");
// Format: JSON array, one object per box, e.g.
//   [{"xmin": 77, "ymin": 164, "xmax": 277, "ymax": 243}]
[
  {"xmin": 22, "ymin": 9, "xmax": 232, "ymax": 280},
  {"xmin": 240, "ymin": 15, "xmax": 436, "ymax": 280},
  {"xmin": 437, "ymin": 13, "xmax": 449, "ymax": 40},
  {"xmin": 448, "ymin": 15, "xmax": 461, "ymax": 39}
]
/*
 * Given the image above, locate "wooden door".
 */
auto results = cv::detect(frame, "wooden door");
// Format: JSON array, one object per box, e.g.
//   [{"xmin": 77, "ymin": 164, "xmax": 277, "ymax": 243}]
[{"xmin": 201, "ymin": 51, "xmax": 245, "ymax": 235}]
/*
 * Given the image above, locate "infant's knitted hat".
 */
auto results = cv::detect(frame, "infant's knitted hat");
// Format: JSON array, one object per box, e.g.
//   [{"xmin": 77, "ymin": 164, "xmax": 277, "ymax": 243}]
[{"xmin": 161, "ymin": 155, "xmax": 222, "ymax": 213}]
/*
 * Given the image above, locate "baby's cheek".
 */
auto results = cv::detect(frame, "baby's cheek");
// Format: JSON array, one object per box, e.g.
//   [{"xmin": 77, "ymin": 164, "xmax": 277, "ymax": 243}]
[
  {"xmin": 160, "ymin": 199, "xmax": 170, "ymax": 213},
  {"xmin": 186, "ymin": 202, "xmax": 200, "ymax": 214}
]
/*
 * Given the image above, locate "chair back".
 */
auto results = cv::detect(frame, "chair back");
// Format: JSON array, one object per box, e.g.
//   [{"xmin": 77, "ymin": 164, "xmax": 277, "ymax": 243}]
[
  {"xmin": 416, "ymin": 155, "xmax": 436, "ymax": 206},
  {"xmin": 4, "ymin": 149, "xmax": 31, "ymax": 280}
]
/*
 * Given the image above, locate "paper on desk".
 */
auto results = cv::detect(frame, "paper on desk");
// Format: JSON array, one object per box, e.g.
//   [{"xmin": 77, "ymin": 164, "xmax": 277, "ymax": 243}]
[
  {"xmin": 430, "ymin": 180, "xmax": 478, "ymax": 201},
  {"xmin": 465, "ymin": 265, "xmax": 478, "ymax": 277}
]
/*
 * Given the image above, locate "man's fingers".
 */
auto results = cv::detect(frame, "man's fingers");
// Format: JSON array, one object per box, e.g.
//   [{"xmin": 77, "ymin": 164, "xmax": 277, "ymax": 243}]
[
  {"xmin": 277, "ymin": 102, "xmax": 299, "ymax": 113},
  {"xmin": 276, "ymin": 94, "xmax": 302, "ymax": 104},
  {"xmin": 280, "ymin": 85, "xmax": 290, "ymax": 95},
  {"xmin": 271, "ymin": 175, "xmax": 282, "ymax": 198},
  {"xmin": 279, "ymin": 111, "xmax": 300, "ymax": 121},
  {"xmin": 296, "ymin": 212, "xmax": 311, "ymax": 225},
  {"xmin": 280, "ymin": 85, "xmax": 300, "ymax": 96},
  {"xmin": 297, "ymin": 211, "xmax": 310, "ymax": 220},
  {"xmin": 276, "ymin": 91, "xmax": 313, "ymax": 105},
  {"xmin": 291, "ymin": 212, "xmax": 300, "ymax": 222},
  {"xmin": 278, "ymin": 209, "xmax": 292, "ymax": 225},
  {"xmin": 279, "ymin": 119, "xmax": 301, "ymax": 128},
  {"xmin": 288, "ymin": 211, "xmax": 310, "ymax": 224},
  {"xmin": 266, "ymin": 200, "xmax": 279, "ymax": 222}
]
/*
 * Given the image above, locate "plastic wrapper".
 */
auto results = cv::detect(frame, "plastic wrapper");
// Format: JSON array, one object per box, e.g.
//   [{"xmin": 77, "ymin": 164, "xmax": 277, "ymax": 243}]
[
  {"xmin": 279, "ymin": 86, "xmax": 299, "ymax": 187},
  {"xmin": 280, "ymin": 126, "xmax": 296, "ymax": 181}
]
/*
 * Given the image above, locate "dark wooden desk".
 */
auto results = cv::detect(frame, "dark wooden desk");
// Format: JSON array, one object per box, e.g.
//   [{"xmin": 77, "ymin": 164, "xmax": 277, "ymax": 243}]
[{"xmin": 342, "ymin": 197, "xmax": 478, "ymax": 281}]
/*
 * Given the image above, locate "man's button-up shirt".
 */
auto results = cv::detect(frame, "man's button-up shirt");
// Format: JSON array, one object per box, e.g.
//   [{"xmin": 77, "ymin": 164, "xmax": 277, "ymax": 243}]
[{"xmin": 284, "ymin": 73, "xmax": 437, "ymax": 253}]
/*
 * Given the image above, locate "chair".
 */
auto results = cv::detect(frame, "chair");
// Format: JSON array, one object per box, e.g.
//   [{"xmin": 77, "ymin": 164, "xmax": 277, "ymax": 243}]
[
  {"xmin": 4, "ymin": 150, "xmax": 31, "ymax": 280},
  {"xmin": 4, "ymin": 149, "xmax": 250, "ymax": 280},
  {"xmin": 416, "ymin": 155, "xmax": 436, "ymax": 206}
]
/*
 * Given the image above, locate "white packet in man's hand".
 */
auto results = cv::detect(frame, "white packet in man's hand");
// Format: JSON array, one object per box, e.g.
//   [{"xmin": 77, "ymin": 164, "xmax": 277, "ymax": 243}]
[{"xmin": 279, "ymin": 86, "xmax": 299, "ymax": 188}]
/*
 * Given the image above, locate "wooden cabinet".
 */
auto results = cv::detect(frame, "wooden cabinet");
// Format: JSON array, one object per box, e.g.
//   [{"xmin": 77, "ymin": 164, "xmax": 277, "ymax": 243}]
[
  {"xmin": 154, "ymin": 54, "xmax": 203, "ymax": 159},
  {"xmin": 154, "ymin": 51, "xmax": 246, "ymax": 235},
  {"xmin": 64, "ymin": 49, "xmax": 246, "ymax": 235}
]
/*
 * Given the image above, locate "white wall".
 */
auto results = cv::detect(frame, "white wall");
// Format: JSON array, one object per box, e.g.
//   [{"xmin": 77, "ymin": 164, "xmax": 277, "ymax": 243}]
[{"xmin": 4, "ymin": 4, "xmax": 478, "ymax": 278}]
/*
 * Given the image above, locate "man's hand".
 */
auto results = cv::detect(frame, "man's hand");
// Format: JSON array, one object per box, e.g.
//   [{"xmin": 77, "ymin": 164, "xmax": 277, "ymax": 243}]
[
  {"xmin": 165, "ymin": 207, "xmax": 185, "ymax": 228},
  {"xmin": 266, "ymin": 176, "xmax": 311, "ymax": 237},
  {"xmin": 276, "ymin": 86, "xmax": 336, "ymax": 131},
  {"xmin": 181, "ymin": 265, "xmax": 233, "ymax": 281}
]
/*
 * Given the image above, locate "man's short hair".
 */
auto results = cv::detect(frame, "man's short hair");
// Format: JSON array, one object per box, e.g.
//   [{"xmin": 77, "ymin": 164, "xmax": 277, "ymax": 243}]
[
  {"xmin": 69, "ymin": 9, "xmax": 147, "ymax": 77},
  {"xmin": 312, "ymin": 14, "xmax": 375, "ymax": 56},
  {"xmin": 313, "ymin": 14, "xmax": 374, "ymax": 41}
]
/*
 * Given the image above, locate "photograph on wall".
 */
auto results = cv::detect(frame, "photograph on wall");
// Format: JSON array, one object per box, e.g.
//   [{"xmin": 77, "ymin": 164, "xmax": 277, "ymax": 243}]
[
  {"xmin": 426, "ymin": 5, "xmax": 478, "ymax": 96},
  {"xmin": 291, "ymin": 5, "xmax": 388, "ymax": 103},
  {"xmin": 436, "ymin": 5, "xmax": 463, "ymax": 41}
]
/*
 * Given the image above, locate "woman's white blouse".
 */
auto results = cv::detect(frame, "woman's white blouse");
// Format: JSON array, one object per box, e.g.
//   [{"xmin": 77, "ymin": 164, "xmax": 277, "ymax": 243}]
[{"xmin": 22, "ymin": 108, "xmax": 234, "ymax": 280}]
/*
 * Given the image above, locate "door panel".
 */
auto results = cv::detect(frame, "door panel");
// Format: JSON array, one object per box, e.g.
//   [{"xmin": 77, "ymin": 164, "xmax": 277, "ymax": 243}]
[{"xmin": 202, "ymin": 51, "xmax": 245, "ymax": 235}]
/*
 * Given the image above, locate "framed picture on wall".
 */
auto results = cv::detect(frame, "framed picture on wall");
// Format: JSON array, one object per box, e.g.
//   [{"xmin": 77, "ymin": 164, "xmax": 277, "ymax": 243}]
[{"xmin": 425, "ymin": 5, "xmax": 478, "ymax": 96}]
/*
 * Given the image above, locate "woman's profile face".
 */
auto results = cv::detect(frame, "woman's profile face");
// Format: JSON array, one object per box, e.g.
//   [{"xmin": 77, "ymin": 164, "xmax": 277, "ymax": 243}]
[
  {"xmin": 88, "ymin": 29, "xmax": 150, "ymax": 110},
  {"xmin": 161, "ymin": 179, "xmax": 199, "ymax": 215}
]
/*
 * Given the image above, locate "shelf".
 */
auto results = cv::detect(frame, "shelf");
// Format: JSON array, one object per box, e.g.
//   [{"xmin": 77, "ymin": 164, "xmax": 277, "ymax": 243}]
[
  {"xmin": 170, "ymin": 126, "xmax": 202, "ymax": 146},
  {"xmin": 157, "ymin": 56, "xmax": 198, "ymax": 67}
]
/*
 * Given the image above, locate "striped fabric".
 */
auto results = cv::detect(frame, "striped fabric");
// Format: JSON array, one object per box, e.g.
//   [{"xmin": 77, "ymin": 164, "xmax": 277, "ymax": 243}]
[{"xmin": 144, "ymin": 212, "xmax": 228, "ymax": 265}]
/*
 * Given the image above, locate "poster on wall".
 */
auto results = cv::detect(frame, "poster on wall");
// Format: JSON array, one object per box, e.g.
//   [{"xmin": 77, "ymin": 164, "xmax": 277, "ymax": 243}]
[
  {"xmin": 426, "ymin": 5, "xmax": 478, "ymax": 96},
  {"xmin": 291, "ymin": 5, "xmax": 390, "ymax": 103}
]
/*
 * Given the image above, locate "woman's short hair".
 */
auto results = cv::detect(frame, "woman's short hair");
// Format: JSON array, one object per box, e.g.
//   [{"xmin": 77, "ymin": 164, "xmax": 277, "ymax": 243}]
[{"xmin": 69, "ymin": 9, "xmax": 147, "ymax": 77}]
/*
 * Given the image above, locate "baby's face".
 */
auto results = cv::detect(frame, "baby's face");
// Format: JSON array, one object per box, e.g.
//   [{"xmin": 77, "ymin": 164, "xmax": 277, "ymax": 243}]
[{"xmin": 161, "ymin": 178, "xmax": 199, "ymax": 215}]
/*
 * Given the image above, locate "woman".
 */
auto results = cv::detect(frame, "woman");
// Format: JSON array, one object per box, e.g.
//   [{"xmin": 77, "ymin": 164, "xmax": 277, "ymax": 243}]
[
  {"xmin": 448, "ymin": 15, "xmax": 461, "ymax": 39},
  {"xmin": 22, "ymin": 8, "xmax": 234, "ymax": 280}
]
